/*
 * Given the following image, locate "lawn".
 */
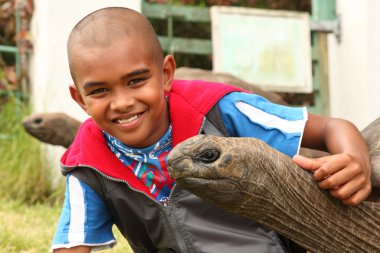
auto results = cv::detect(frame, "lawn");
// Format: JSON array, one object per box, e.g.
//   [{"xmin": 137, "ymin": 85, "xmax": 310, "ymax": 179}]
[{"xmin": 0, "ymin": 200, "xmax": 133, "ymax": 253}]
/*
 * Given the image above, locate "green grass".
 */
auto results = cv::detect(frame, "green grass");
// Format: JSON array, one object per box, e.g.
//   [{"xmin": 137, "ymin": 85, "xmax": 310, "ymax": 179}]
[
  {"xmin": 0, "ymin": 97, "xmax": 55, "ymax": 204},
  {"xmin": 0, "ymin": 200, "xmax": 132, "ymax": 253},
  {"xmin": 0, "ymin": 200, "xmax": 61, "ymax": 253}
]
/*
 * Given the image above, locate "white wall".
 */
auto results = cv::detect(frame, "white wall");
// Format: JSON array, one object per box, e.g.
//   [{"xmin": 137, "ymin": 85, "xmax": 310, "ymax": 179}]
[
  {"xmin": 30, "ymin": 0, "xmax": 141, "ymax": 118},
  {"xmin": 29, "ymin": 0, "xmax": 141, "ymax": 181},
  {"xmin": 328, "ymin": 0, "xmax": 380, "ymax": 130}
]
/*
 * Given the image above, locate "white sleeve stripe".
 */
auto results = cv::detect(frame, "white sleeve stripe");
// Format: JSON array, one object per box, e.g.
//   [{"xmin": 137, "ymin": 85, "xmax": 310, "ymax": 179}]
[
  {"xmin": 50, "ymin": 240, "xmax": 116, "ymax": 252},
  {"xmin": 68, "ymin": 176, "xmax": 85, "ymax": 243},
  {"xmin": 236, "ymin": 101, "xmax": 307, "ymax": 134},
  {"xmin": 296, "ymin": 108, "xmax": 308, "ymax": 155}
]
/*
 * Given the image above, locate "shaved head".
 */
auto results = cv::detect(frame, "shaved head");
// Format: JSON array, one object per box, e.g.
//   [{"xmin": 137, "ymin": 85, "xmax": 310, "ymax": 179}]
[{"xmin": 67, "ymin": 7, "xmax": 163, "ymax": 82}]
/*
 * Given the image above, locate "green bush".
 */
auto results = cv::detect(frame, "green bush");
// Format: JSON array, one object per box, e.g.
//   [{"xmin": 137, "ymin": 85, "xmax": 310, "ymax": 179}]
[{"xmin": 0, "ymin": 96, "xmax": 58, "ymax": 204}]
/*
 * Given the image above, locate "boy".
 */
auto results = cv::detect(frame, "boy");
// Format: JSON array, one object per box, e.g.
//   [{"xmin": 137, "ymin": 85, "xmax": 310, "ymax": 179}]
[{"xmin": 52, "ymin": 7, "xmax": 371, "ymax": 253}]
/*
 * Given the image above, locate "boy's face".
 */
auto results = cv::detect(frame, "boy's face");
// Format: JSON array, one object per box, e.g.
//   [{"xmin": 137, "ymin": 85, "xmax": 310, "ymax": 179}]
[{"xmin": 69, "ymin": 37, "xmax": 175, "ymax": 148}]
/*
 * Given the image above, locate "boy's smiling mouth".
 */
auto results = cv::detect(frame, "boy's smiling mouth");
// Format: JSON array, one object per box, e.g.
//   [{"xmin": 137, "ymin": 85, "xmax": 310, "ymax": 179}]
[
  {"xmin": 117, "ymin": 115, "xmax": 138, "ymax": 124},
  {"xmin": 114, "ymin": 112, "xmax": 144, "ymax": 125}
]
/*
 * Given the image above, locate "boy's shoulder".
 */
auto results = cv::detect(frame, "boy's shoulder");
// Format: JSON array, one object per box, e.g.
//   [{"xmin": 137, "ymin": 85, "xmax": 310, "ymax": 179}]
[
  {"xmin": 170, "ymin": 79, "xmax": 245, "ymax": 111},
  {"xmin": 169, "ymin": 80, "xmax": 245, "ymax": 146}
]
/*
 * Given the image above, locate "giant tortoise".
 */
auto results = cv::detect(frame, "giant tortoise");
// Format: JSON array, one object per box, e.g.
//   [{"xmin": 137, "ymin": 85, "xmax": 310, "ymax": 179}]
[{"xmin": 167, "ymin": 118, "xmax": 380, "ymax": 253}]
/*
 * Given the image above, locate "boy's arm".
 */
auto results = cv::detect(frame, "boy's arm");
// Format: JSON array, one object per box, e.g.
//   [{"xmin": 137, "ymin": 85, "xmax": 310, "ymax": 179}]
[
  {"xmin": 54, "ymin": 246, "xmax": 90, "ymax": 253},
  {"xmin": 51, "ymin": 175, "xmax": 116, "ymax": 251},
  {"xmin": 293, "ymin": 113, "xmax": 372, "ymax": 206}
]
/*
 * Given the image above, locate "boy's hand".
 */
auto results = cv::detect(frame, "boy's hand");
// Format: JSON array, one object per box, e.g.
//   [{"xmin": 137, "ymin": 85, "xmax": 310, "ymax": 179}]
[{"xmin": 293, "ymin": 154, "xmax": 372, "ymax": 206}]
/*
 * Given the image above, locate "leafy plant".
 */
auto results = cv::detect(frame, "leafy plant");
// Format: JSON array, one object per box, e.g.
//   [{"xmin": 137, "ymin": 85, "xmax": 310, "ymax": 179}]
[{"xmin": 0, "ymin": 0, "xmax": 33, "ymax": 96}]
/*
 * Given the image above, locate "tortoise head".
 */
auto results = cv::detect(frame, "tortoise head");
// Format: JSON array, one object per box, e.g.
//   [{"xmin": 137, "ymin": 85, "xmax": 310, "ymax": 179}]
[{"xmin": 167, "ymin": 135, "xmax": 251, "ymax": 204}]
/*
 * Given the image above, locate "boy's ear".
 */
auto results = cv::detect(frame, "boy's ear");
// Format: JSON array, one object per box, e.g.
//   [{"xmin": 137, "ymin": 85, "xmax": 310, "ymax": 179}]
[
  {"xmin": 162, "ymin": 55, "xmax": 176, "ymax": 92},
  {"xmin": 69, "ymin": 84, "xmax": 89, "ymax": 114}
]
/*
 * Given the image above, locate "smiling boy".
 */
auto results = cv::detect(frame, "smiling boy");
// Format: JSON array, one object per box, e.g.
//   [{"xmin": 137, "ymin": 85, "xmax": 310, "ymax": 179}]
[{"xmin": 52, "ymin": 7, "xmax": 371, "ymax": 253}]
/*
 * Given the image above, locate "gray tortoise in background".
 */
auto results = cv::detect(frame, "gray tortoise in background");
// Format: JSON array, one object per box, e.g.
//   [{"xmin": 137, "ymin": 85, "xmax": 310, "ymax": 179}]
[
  {"xmin": 167, "ymin": 130, "xmax": 380, "ymax": 253},
  {"xmin": 174, "ymin": 67, "xmax": 288, "ymax": 106},
  {"xmin": 23, "ymin": 112, "xmax": 81, "ymax": 149}
]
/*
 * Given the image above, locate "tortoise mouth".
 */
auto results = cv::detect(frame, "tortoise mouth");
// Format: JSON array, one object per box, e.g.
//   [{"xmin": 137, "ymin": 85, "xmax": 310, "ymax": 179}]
[{"xmin": 175, "ymin": 177, "xmax": 238, "ymax": 192}]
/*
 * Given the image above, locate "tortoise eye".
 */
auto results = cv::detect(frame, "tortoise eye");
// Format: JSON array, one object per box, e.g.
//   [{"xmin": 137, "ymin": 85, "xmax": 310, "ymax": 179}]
[{"xmin": 197, "ymin": 149, "xmax": 220, "ymax": 163}]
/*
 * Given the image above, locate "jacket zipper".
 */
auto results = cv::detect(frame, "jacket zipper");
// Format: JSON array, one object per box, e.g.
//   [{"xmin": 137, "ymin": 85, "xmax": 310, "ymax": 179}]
[
  {"xmin": 166, "ymin": 186, "xmax": 189, "ymax": 253},
  {"xmin": 198, "ymin": 117, "xmax": 206, "ymax": 135},
  {"xmin": 69, "ymin": 164, "xmax": 189, "ymax": 253}
]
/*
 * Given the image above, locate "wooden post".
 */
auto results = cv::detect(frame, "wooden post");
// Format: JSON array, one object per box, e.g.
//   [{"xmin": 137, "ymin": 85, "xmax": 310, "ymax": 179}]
[{"xmin": 309, "ymin": 0, "xmax": 336, "ymax": 115}]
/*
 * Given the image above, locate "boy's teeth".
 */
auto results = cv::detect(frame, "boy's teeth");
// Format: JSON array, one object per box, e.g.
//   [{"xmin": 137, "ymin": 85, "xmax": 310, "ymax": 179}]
[{"xmin": 118, "ymin": 115, "xmax": 138, "ymax": 124}]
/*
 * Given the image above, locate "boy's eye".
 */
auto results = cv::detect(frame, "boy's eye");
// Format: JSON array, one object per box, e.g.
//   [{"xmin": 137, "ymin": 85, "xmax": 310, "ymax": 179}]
[
  {"xmin": 129, "ymin": 78, "xmax": 146, "ymax": 86},
  {"xmin": 87, "ymin": 88, "xmax": 108, "ymax": 96}
]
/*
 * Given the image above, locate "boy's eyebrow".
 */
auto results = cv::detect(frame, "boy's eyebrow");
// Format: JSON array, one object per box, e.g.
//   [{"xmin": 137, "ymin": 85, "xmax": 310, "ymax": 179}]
[
  {"xmin": 82, "ymin": 68, "xmax": 151, "ymax": 89},
  {"xmin": 124, "ymin": 68, "xmax": 150, "ymax": 78},
  {"xmin": 83, "ymin": 81, "xmax": 105, "ymax": 90}
]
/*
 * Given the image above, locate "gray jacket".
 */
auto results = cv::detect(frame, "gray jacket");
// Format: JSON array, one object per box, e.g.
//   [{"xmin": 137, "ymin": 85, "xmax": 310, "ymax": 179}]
[{"xmin": 71, "ymin": 166, "xmax": 290, "ymax": 253}]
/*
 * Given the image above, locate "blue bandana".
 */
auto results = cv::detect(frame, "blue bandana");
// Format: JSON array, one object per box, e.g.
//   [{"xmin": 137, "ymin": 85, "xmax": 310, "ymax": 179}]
[{"xmin": 103, "ymin": 126, "xmax": 175, "ymax": 204}]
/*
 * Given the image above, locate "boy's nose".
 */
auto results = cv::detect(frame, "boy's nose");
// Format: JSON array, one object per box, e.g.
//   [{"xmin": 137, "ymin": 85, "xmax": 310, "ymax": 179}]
[{"xmin": 110, "ymin": 91, "xmax": 135, "ymax": 111}]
